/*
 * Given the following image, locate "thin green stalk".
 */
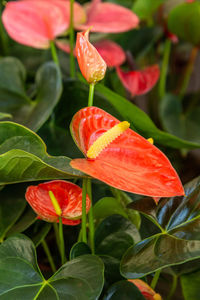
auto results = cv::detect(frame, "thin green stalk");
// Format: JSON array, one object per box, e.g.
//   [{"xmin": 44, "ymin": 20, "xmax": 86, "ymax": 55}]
[
  {"xmin": 59, "ymin": 216, "xmax": 66, "ymax": 264},
  {"xmin": 50, "ymin": 41, "xmax": 60, "ymax": 66},
  {"xmin": 179, "ymin": 47, "xmax": 198, "ymax": 99},
  {"xmin": 0, "ymin": 1, "xmax": 8, "ymax": 55},
  {"xmin": 53, "ymin": 223, "xmax": 62, "ymax": 256},
  {"xmin": 151, "ymin": 269, "xmax": 161, "ymax": 290},
  {"xmin": 88, "ymin": 83, "xmax": 95, "ymax": 106},
  {"xmin": 69, "ymin": 0, "xmax": 75, "ymax": 78},
  {"xmin": 159, "ymin": 39, "xmax": 171, "ymax": 100},
  {"xmin": 41, "ymin": 240, "xmax": 56, "ymax": 273},
  {"xmin": 87, "ymin": 179, "xmax": 95, "ymax": 254},
  {"xmin": 81, "ymin": 178, "xmax": 88, "ymax": 243},
  {"xmin": 167, "ymin": 275, "xmax": 178, "ymax": 300}
]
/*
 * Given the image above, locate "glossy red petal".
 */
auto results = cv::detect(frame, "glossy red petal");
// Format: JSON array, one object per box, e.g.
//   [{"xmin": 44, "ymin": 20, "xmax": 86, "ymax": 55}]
[
  {"xmin": 94, "ymin": 40, "xmax": 126, "ymax": 67},
  {"xmin": 116, "ymin": 65, "xmax": 160, "ymax": 96},
  {"xmin": 70, "ymin": 107, "xmax": 184, "ymax": 198},
  {"xmin": 76, "ymin": 30, "xmax": 107, "ymax": 83},
  {"xmin": 76, "ymin": 2, "xmax": 139, "ymax": 33},
  {"xmin": 25, "ymin": 180, "xmax": 91, "ymax": 224},
  {"xmin": 2, "ymin": 0, "xmax": 86, "ymax": 49}
]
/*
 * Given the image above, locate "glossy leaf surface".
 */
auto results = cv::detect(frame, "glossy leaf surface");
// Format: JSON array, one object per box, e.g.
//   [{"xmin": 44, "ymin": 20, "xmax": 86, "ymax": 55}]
[
  {"xmin": 160, "ymin": 93, "xmax": 200, "ymax": 144},
  {"xmin": 77, "ymin": 1, "xmax": 139, "ymax": 33},
  {"xmin": 70, "ymin": 106, "xmax": 184, "ymax": 197},
  {"xmin": 104, "ymin": 280, "xmax": 145, "ymax": 300},
  {"xmin": 0, "ymin": 57, "xmax": 62, "ymax": 132},
  {"xmin": 168, "ymin": 1, "xmax": 200, "ymax": 45},
  {"xmin": 0, "ymin": 121, "xmax": 83, "ymax": 185},
  {"xmin": 121, "ymin": 177, "xmax": 200, "ymax": 278},
  {"xmin": 0, "ymin": 235, "xmax": 104, "ymax": 299},
  {"xmin": 181, "ymin": 270, "xmax": 200, "ymax": 300}
]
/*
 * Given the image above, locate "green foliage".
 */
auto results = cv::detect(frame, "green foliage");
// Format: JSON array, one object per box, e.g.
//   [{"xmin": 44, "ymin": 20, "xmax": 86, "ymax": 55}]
[
  {"xmin": 121, "ymin": 177, "xmax": 200, "ymax": 278},
  {"xmin": 0, "ymin": 57, "xmax": 62, "ymax": 131},
  {"xmin": 0, "ymin": 235, "xmax": 104, "ymax": 300}
]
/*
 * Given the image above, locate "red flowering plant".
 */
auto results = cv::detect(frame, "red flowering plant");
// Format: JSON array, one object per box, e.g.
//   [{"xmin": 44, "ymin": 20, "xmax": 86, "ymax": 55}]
[{"xmin": 0, "ymin": 1, "xmax": 200, "ymax": 299}]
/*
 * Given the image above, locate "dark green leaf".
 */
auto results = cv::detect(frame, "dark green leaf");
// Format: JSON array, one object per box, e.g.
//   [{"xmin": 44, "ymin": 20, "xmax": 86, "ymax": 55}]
[
  {"xmin": 103, "ymin": 281, "xmax": 145, "ymax": 300},
  {"xmin": 95, "ymin": 215, "xmax": 140, "ymax": 260},
  {"xmin": 160, "ymin": 93, "xmax": 200, "ymax": 143},
  {"xmin": 0, "ymin": 235, "xmax": 104, "ymax": 300},
  {"xmin": 70, "ymin": 242, "xmax": 91, "ymax": 260},
  {"xmin": 0, "ymin": 186, "xmax": 26, "ymax": 241},
  {"xmin": 0, "ymin": 121, "xmax": 83, "ymax": 185},
  {"xmin": 0, "ymin": 57, "xmax": 62, "ymax": 131},
  {"xmin": 168, "ymin": 2, "xmax": 200, "ymax": 46},
  {"xmin": 32, "ymin": 222, "xmax": 52, "ymax": 247},
  {"xmin": 121, "ymin": 177, "xmax": 200, "ymax": 278}
]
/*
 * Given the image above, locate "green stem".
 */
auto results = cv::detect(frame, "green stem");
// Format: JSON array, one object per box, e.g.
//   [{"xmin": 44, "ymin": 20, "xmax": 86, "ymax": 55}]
[
  {"xmin": 0, "ymin": 2, "xmax": 8, "ymax": 56},
  {"xmin": 41, "ymin": 240, "xmax": 56, "ymax": 273},
  {"xmin": 53, "ymin": 223, "xmax": 62, "ymax": 256},
  {"xmin": 87, "ymin": 179, "xmax": 95, "ymax": 254},
  {"xmin": 69, "ymin": 0, "xmax": 75, "ymax": 78},
  {"xmin": 179, "ymin": 47, "xmax": 198, "ymax": 99},
  {"xmin": 50, "ymin": 41, "xmax": 60, "ymax": 66},
  {"xmin": 151, "ymin": 269, "xmax": 161, "ymax": 290},
  {"xmin": 59, "ymin": 217, "xmax": 66, "ymax": 264},
  {"xmin": 167, "ymin": 275, "xmax": 178, "ymax": 300},
  {"xmin": 88, "ymin": 83, "xmax": 95, "ymax": 106},
  {"xmin": 159, "ymin": 39, "xmax": 171, "ymax": 100},
  {"xmin": 81, "ymin": 178, "xmax": 88, "ymax": 243}
]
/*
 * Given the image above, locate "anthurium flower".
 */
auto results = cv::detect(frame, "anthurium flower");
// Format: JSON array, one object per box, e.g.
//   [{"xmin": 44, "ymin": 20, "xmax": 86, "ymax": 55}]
[
  {"xmin": 2, "ymin": 0, "xmax": 86, "ymax": 49},
  {"xmin": 56, "ymin": 38, "xmax": 125, "ymax": 68},
  {"xmin": 70, "ymin": 107, "xmax": 184, "ymax": 198},
  {"xmin": 25, "ymin": 180, "xmax": 91, "ymax": 225},
  {"xmin": 76, "ymin": 30, "xmax": 107, "ymax": 83},
  {"xmin": 129, "ymin": 279, "xmax": 162, "ymax": 300},
  {"xmin": 116, "ymin": 65, "xmax": 160, "ymax": 97},
  {"xmin": 76, "ymin": 0, "xmax": 139, "ymax": 33}
]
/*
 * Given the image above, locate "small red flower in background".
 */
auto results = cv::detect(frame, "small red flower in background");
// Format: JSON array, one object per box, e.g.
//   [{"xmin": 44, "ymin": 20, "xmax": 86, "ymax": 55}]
[
  {"xmin": 116, "ymin": 65, "xmax": 160, "ymax": 97},
  {"xmin": 2, "ymin": 0, "xmax": 85, "ymax": 49},
  {"xmin": 76, "ymin": 29, "xmax": 107, "ymax": 83},
  {"xmin": 129, "ymin": 279, "xmax": 162, "ymax": 300},
  {"xmin": 77, "ymin": 0, "xmax": 139, "ymax": 33},
  {"xmin": 57, "ymin": 38, "xmax": 126, "ymax": 68},
  {"xmin": 70, "ymin": 106, "xmax": 184, "ymax": 199},
  {"xmin": 25, "ymin": 180, "xmax": 91, "ymax": 225}
]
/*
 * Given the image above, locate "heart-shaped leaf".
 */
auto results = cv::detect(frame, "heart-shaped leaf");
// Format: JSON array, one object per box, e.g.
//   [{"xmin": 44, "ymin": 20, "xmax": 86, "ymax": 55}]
[
  {"xmin": 0, "ymin": 57, "xmax": 62, "ymax": 131},
  {"xmin": 160, "ymin": 93, "xmax": 200, "ymax": 144},
  {"xmin": 0, "ymin": 235, "xmax": 104, "ymax": 300},
  {"xmin": 121, "ymin": 177, "xmax": 200, "ymax": 278},
  {"xmin": 0, "ymin": 121, "xmax": 83, "ymax": 185},
  {"xmin": 70, "ymin": 242, "xmax": 91, "ymax": 259},
  {"xmin": 168, "ymin": 1, "xmax": 200, "ymax": 46}
]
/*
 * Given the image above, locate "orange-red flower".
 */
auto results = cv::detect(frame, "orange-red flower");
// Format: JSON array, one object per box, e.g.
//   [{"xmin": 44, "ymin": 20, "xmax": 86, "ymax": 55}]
[
  {"xmin": 56, "ymin": 38, "xmax": 126, "ymax": 68},
  {"xmin": 25, "ymin": 180, "xmax": 91, "ymax": 225},
  {"xmin": 129, "ymin": 279, "xmax": 162, "ymax": 300},
  {"xmin": 70, "ymin": 107, "xmax": 184, "ymax": 199},
  {"xmin": 76, "ymin": 30, "xmax": 107, "ymax": 83},
  {"xmin": 77, "ymin": 0, "xmax": 139, "ymax": 33},
  {"xmin": 116, "ymin": 65, "xmax": 160, "ymax": 97},
  {"xmin": 2, "ymin": 0, "xmax": 85, "ymax": 49}
]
